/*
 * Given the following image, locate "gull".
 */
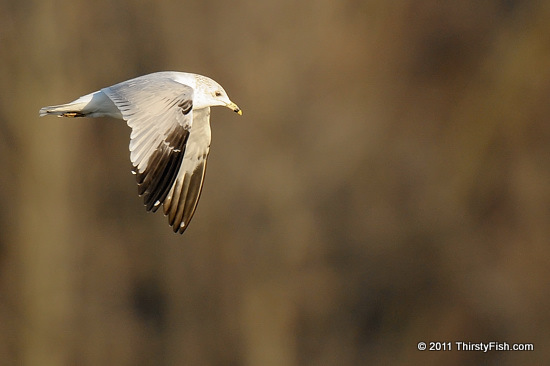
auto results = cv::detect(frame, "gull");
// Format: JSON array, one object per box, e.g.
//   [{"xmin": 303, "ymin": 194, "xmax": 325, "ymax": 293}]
[{"xmin": 39, "ymin": 71, "xmax": 242, "ymax": 234}]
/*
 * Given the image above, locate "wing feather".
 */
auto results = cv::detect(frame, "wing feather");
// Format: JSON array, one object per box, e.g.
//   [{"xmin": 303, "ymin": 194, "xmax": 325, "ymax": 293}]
[
  {"xmin": 164, "ymin": 108, "xmax": 211, "ymax": 233},
  {"xmin": 102, "ymin": 73, "xmax": 212, "ymax": 233}
]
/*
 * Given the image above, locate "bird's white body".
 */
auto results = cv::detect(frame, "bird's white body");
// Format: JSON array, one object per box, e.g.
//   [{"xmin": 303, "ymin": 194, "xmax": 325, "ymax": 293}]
[{"xmin": 40, "ymin": 71, "xmax": 241, "ymax": 233}]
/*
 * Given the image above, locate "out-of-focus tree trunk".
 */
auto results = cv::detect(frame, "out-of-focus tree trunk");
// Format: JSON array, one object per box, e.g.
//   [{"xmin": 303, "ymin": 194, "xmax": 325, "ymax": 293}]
[{"xmin": 10, "ymin": 3, "xmax": 82, "ymax": 365}]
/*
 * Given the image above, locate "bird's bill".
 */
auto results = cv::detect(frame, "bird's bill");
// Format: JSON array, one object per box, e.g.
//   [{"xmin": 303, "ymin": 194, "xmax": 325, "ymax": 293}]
[{"xmin": 226, "ymin": 102, "xmax": 242, "ymax": 115}]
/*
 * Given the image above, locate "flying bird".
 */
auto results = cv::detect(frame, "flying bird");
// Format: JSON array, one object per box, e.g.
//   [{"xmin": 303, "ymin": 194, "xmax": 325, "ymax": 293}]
[{"xmin": 39, "ymin": 71, "xmax": 242, "ymax": 234}]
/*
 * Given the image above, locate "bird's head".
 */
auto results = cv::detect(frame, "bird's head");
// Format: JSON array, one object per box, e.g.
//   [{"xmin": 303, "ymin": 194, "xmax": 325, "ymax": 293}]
[{"xmin": 193, "ymin": 75, "xmax": 242, "ymax": 115}]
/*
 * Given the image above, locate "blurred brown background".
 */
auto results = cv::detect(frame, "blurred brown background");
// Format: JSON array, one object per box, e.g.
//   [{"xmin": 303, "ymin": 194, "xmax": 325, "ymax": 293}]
[{"xmin": 1, "ymin": 0, "xmax": 550, "ymax": 365}]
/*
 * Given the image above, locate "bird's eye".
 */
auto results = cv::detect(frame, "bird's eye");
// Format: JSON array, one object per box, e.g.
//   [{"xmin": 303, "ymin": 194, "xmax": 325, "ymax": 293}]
[{"xmin": 215, "ymin": 91, "xmax": 222, "ymax": 97}]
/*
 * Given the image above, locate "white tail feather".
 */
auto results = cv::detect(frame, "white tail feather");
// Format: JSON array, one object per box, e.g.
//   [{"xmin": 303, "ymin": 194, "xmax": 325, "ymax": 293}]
[
  {"xmin": 39, "ymin": 102, "xmax": 89, "ymax": 117},
  {"xmin": 39, "ymin": 91, "xmax": 122, "ymax": 118}
]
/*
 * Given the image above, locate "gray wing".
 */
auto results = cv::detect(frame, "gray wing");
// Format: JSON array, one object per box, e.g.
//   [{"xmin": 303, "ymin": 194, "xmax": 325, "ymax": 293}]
[{"xmin": 102, "ymin": 75, "xmax": 211, "ymax": 233}]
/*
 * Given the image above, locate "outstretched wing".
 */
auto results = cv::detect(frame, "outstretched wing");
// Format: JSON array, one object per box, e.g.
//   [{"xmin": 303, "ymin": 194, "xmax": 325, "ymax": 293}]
[{"xmin": 102, "ymin": 74, "xmax": 211, "ymax": 233}]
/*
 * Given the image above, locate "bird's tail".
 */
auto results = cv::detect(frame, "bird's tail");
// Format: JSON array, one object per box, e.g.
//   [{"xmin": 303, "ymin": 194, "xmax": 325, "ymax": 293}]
[
  {"xmin": 39, "ymin": 91, "xmax": 103, "ymax": 118},
  {"xmin": 39, "ymin": 91, "xmax": 121, "ymax": 118},
  {"xmin": 39, "ymin": 101, "xmax": 89, "ymax": 117}
]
